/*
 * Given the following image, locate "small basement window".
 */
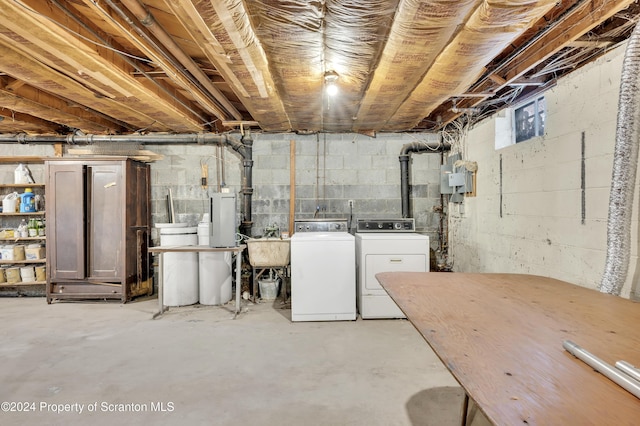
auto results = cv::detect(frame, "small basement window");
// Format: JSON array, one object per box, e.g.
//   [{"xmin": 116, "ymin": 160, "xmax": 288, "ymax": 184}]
[{"xmin": 514, "ymin": 96, "xmax": 545, "ymax": 143}]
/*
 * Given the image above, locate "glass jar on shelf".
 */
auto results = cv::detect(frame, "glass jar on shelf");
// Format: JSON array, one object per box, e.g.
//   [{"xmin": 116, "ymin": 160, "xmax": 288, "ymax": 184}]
[
  {"xmin": 37, "ymin": 218, "xmax": 45, "ymax": 237},
  {"xmin": 27, "ymin": 218, "xmax": 38, "ymax": 237},
  {"xmin": 18, "ymin": 219, "xmax": 28, "ymax": 238}
]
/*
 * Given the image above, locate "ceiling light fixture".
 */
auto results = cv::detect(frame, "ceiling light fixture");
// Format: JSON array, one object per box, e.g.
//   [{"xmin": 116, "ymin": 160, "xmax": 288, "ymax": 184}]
[{"xmin": 324, "ymin": 70, "xmax": 339, "ymax": 96}]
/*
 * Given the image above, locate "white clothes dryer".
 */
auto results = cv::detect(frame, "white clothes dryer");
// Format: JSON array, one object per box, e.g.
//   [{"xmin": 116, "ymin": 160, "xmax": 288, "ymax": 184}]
[{"xmin": 355, "ymin": 218, "xmax": 429, "ymax": 319}]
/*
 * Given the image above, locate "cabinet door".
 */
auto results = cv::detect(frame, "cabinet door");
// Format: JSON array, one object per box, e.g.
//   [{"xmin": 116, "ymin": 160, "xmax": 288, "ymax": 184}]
[
  {"xmin": 47, "ymin": 164, "xmax": 85, "ymax": 280},
  {"xmin": 87, "ymin": 165, "xmax": 122, "ymax": 278}
]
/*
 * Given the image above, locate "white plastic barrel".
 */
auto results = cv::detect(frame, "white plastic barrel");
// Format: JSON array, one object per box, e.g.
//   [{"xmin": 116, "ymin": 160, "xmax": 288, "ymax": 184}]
[
  {"xmin": 197, "ymin": 221, "xmax": 232, "ymax": 305},
  {"xmin": 157, "ymin": 223, "xmax": 198, "ymax": 306}
]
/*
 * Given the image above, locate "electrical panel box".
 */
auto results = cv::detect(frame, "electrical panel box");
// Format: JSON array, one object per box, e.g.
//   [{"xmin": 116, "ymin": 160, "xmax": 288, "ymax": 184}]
[
  {"xmin": 448, "ymin": 172, "xmax": 466, "ymax": 187},
  {"xmin": 209, "ymin": 193, "xmax": 237, "ymax": 247},
  {"xmin": 440, "ymin": 164, "xmax": 454, "ymax": 194}
]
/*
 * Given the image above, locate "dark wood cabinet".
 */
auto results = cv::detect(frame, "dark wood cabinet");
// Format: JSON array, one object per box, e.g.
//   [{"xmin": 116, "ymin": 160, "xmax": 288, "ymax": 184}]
[{"xmin": 45, "ymin": 158, "xmax": 152, "ymax": 303}]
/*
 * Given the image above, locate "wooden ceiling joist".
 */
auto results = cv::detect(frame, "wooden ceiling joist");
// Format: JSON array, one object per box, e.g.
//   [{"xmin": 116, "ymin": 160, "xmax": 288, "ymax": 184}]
[
  {"xmin": 0, "ymin": 0, "xmax": 208, "ymax": 132},
  {"xmin": 501, "ymin": 0, "xmax": 636, "ymax": 82}
]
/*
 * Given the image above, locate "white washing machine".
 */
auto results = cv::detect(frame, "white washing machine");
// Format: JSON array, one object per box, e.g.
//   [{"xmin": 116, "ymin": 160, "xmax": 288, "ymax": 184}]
[
  {"xmin": 290, "ymin": 219, "xmax": 356, "ymax": 322},
  {"xmin": 355, "ymin": 218, "xmax": 429, "ymax": 319}
]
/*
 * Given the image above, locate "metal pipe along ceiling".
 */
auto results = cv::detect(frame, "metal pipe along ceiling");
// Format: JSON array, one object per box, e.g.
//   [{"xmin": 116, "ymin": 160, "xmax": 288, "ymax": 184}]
[
  {"xmin": 600, "ymin": 22, "xmax": 640, "ymax": 296},
  {"xmin": 0, "ymin": 131, "xmax": 255, "ymax": 236}
]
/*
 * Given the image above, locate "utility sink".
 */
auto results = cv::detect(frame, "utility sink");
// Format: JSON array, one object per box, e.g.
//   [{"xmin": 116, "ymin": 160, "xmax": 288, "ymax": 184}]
[{"xmin": 246, "ymin": 238, "xmax": 291, "ymax": 267}]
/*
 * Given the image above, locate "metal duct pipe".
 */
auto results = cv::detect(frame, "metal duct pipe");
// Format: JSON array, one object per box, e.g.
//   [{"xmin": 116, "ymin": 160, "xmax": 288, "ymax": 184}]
[
  {"xmin": 600, "ymin": 23, "xmax": 640, "ymax": 295},
  {"xmin": 399, "ymin": 136, "xmax": 451, "ymax": 218}
]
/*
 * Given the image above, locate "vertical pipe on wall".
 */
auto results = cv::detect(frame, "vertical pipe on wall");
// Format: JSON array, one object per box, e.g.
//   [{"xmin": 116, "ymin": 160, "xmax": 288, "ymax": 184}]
[
  {"xmin": 600, "ymin": 23, "xmax": 640, "ymax": 296},
  {"xmin": 399, "ymin": 135, "xmax": 450, "ymax": 218},
  {"xmin": 239, "ymin": 132, "xmax": 254, "ymax": 237},
  {"xmin": 400, "ymin": 152, "xmax": 411, "ymax": 218}
]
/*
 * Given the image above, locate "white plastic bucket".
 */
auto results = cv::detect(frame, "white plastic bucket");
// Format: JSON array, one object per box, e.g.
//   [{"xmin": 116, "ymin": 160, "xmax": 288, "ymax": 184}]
[
  {"xmin": 2, "ymin": 197, "xmax": 17, "ymax": 213},
  {"xmin": 20, "ymin": 266, "xmax": 35, "ymax": 282},
  {"xmin": 197, "ymin": 221, "xmax": 232, "ymax": 305},
  {"xmin": 259, "ymin": 278, "xmax": 279, "ymax": 301},
  {"xmin": 156, "ymin": 223, "xmax": 199, "ymax": 306}
]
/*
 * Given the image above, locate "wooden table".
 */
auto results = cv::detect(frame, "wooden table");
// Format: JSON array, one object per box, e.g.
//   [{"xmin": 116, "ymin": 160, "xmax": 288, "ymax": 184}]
[
  {"xmin": 149, "ymin": 245, "xmax": 246, "ymax": 318},
  {"xmin": 376, "ymin": 272, "xmax": 640, "ymax": 425}
]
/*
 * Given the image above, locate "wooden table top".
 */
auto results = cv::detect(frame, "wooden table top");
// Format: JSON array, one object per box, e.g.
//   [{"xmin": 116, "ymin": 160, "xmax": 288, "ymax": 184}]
[{"xmin": 376, "ymin": 272, "xmax": 640, "ymax": 425}]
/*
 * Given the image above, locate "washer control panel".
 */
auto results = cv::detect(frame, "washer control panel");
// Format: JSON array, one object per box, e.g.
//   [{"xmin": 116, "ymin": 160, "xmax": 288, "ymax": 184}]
[
  {"xmin": 295, "ymin": 219, "xmax": 348, "ymax": 232},
  {"xmin": 356, "ymin": 218, "xmax": 415, "ymax": 233}
]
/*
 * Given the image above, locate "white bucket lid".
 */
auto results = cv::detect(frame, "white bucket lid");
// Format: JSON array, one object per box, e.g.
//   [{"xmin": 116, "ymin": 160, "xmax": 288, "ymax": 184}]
[
  {"xmin": 155, "ymin": 222, "xmax": 188, "ymax": 228},
  {"xmin": 160, "ymin": 226, "xmax": 197, "ymax": 235}
]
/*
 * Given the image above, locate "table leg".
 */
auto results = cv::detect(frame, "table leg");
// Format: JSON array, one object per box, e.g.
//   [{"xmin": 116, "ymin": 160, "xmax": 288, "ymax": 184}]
[
  {"xmin": 234, "ymin": 248, "xmax": 242, "ymax": 318},
  {"xmin": 282, "ymin": 266, "xmax": 288, "ymax": 303},
  {"xmin": 154, "ymin": 253, "xmax": 164, "ymax": 319},
  {"xmin": 460, "ymin": 393, "xmax": 469, "ymax": 426}
]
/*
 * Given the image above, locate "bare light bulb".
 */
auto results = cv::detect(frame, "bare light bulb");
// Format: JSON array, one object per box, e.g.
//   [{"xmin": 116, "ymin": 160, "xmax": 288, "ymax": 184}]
[{"xmin": 326, "ymin": 82, "xmax": 338, "ymax": 96}]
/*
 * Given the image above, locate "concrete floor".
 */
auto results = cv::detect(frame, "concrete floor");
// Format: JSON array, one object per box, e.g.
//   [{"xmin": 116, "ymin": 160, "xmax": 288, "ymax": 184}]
[{"xmin": 0, "ymin": 297, "xmax": 489, "ymax": 426}]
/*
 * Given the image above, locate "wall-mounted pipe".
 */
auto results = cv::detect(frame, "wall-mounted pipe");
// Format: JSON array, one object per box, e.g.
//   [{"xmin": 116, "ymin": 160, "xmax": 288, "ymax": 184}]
[
  {"xmin": 600, "ymin": 23, "xmax": 640, "ymax": 296},
  {"xmin": 399, "ymin": 136, "xmax": 451, "ymax": 218},
  {"xmin": 0, "ymin": 132, "xmax": 232, "ymax": 145},
  {"xmin": 0, "ymin": 131, "xmax": 255, "ymax": 235},
  {"xmin": 228, "ymin": 130, "xmax": 254, "ymax": 236}
]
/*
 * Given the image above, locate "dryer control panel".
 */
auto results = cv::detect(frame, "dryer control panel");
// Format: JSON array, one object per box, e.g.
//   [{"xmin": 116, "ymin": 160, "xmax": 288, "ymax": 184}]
[
  {"xmin": 356, "ymin": 218, "xmax": 415, "ymax": 233},
  {"xmin": 294, "ymin": 219, "xmax": 348, "ymax": 232}
]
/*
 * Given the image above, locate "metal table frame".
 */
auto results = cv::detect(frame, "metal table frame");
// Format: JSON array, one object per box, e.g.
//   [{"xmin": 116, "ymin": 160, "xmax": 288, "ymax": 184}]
[{"xmin": 149, "ymin": 244, "xmax": 246, "ymax": 318}]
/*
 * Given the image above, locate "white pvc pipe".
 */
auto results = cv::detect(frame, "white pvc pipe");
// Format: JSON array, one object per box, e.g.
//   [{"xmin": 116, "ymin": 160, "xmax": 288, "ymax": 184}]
[
  {"xmin": 616, "ymin": 360, "xmax": 640, "ymax": 383},
  {"xmin": 563, "ymin": 340, "xmax": 640, "ymax": 400}
]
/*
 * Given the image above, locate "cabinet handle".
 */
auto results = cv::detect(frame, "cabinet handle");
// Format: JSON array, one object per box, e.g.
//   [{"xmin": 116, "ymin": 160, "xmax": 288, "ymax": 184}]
[{"xmin": 389, "ymin": 258, "xmax": 403, "ymax": 263}]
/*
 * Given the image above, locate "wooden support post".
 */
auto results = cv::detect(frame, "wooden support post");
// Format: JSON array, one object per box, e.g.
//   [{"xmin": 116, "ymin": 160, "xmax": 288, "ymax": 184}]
[
  {"xmin": 54, "ymin": 143, "xmax": 63, "ymax": 157},
  {"xmin": 289, "ymin": 139, "xmax": 295, "ymax": 236}
]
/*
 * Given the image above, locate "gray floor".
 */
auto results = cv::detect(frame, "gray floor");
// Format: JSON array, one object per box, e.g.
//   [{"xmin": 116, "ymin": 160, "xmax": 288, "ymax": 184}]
[{"xmin": 0, "ymin": 296, "xmax": 488, "ymax": 426}]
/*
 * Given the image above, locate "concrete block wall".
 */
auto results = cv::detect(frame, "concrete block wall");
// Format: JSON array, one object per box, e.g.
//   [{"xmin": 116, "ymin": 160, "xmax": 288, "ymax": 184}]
[
  {"xmin": 0, "ymin": 144, "xmax": 53, "ymax": 183},
  {"xmin": 450, "ymin": 42, "xmax": 640, "ymax": 299},
  {"xmin": 0, "ymin": 133, "xmax": 444, "ymax": 252},
  {"xmin": 144, "ymin": 142, "xmax": 243, "ymax": 241},
  {"xmin": 228, "ymin": 132, "xmax": 443, "ymax": 242}
]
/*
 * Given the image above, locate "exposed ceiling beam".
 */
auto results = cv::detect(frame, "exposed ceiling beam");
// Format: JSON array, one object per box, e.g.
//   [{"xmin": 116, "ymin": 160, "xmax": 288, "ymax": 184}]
[
  {"xmin": 500, "ymin": 0, "xmax": 636, "ymax": 82},
  {"xmin": 0, "ymin": 38, "xmax": 171, "ymax": 132},
  {"xmin": 0, "ymin": 108, "xmax": 61, "ymax": 133},
  {"xmin": 163, "ymin": 0, "xmax": 290, "ymax": 131},
  {"xmin": 113, "ymin": 0, "xmax": 242, "ymax": 120},
  {"xmin": 426, "ymin": 0, "xmax": 636, "ymax": 129},
  {"xmin": 0, "ymin": 1, "xmax": 207, "ymax": 132},
  {"xmin": 0, "ymin": 85, "xmax": 117, "ymax": 133}
]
